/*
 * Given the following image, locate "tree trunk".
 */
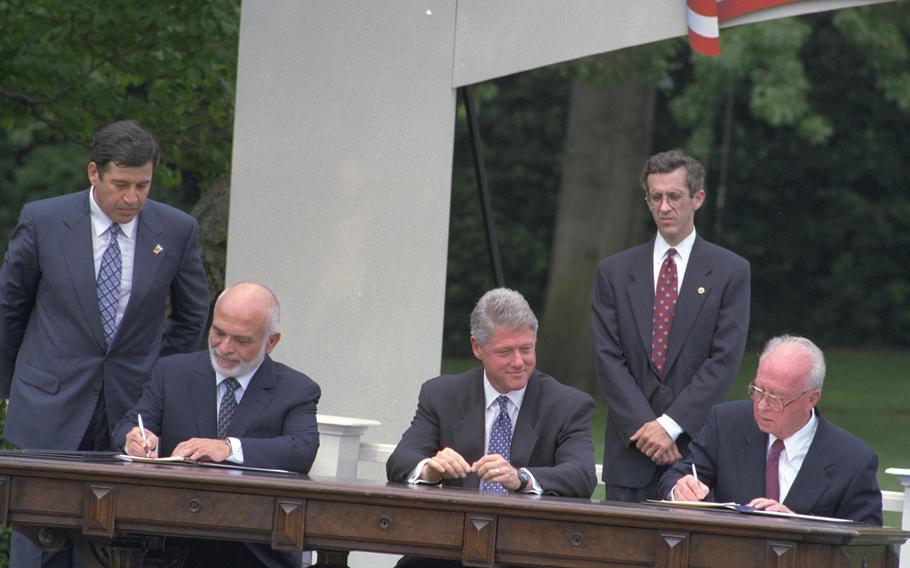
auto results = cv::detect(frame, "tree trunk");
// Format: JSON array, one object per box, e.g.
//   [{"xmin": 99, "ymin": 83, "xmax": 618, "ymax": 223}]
[{"xmin": 537, "ymin": 79, "xmax": 656, "ymax": 394}]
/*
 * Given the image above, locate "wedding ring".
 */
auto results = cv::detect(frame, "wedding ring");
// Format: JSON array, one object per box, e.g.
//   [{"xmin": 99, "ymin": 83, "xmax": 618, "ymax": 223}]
[{"xmin": 494, "ymin": 467, "xmax": 500, "ymax": 475}]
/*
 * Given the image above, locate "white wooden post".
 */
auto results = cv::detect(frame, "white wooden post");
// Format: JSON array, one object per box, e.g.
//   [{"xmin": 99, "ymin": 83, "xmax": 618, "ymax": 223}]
[
  {"xmin": 885, "ymin": 467, "xmax": 910, "ymax": 566},
  {"xmin": 312, "ymin": 415, "xmax": 381, "ymax": 479}
]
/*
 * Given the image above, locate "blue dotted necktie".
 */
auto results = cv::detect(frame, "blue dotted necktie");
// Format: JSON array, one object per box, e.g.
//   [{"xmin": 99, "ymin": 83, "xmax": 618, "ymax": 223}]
[
  {"xmin": 651, "ymin": 248, "xmax": 678, "ymax": 377},
  {"xmin": 96, "ymin": 224, "xmax": 122, "ymax": 348},
  {"xmin": 482, "ymin": 395, "xmax": 512, "ymax": 494},
  {"xmin": 217, "ymin": 377, "xmax": 241, "ymax": 438}
]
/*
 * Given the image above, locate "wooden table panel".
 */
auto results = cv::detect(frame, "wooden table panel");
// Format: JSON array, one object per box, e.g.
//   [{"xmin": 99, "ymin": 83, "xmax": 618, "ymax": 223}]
[
  {"xmin": 305, "ymin": 500, "xmax": 463, "ymax": 548},
  {"xmin": 114, "ymin": 484, "xmax": 274, "ymax": 533},
  {"xmin": 498, "ymin": 516, "xmax": 659, "ymax": 564}
]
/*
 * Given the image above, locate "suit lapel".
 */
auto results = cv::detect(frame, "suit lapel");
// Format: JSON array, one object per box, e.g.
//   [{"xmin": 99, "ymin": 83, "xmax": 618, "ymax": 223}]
[
  {"xmin": 629, "ymin": 239, "xmax": 656, "ymax": 371},
  {"xmin": 189, "ymin": 354, "xmax": 219, "ymax": 437},
  {"xmin": 225, "ymin": 356, "xmax": 277, "ymax": 437},
  {"xmin": 784, "ymin": 413, "xmax": 831, "ymax": 512},
  {"xmin": 121, "ymin": 202, "xmax": 165, "ymax": 328},
  {"xmin": 59, "ymin": 190, "xmax": 107, "ymax": 351},
  {"xmin": 664, "ymin": 237, "xmax": 711, "ymax": 374},
  {"xmin": 510, "ymin": 372, "xmax": 540, "ymax": 468},
  {"xmin": 453, "ymin": 369, "xmax": 486, "ymax": 489},
  {"xmin": 736, "ymin": 424, "xmax": 767, "ymax": 501}
]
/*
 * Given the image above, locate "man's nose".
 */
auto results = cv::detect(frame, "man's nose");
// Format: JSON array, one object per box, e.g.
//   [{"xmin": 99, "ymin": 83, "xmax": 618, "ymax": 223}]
[{"xmin": 122, "ymin": 187, "xmax": 141, "ymax": 204}]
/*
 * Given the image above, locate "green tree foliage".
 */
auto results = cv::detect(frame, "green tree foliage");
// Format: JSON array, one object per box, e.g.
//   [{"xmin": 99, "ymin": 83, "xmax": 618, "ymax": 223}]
[
  {"xmin": 444, "ymin": 3, "xmax": 910, "ymax": 362},
  {"xmin": 0, "ymin": 0, "xmax": 240, "ymax": 251},
  {"xmin": 704, "ymin": 10, "xmax": 910, "ymax": 346}
]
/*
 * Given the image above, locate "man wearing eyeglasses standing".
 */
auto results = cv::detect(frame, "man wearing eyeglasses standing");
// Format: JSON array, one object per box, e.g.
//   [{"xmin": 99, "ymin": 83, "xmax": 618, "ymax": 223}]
[
  {"xmin": 656, "ymin": 335, "xmax": 882, "ymax": 525},
  {"xmin": 592, "ymin": 149, "xmax": 750, "ymax": 502}
]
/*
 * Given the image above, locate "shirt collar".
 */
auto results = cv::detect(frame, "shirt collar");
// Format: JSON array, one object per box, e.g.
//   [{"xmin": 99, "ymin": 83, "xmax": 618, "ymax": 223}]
[
  {"xmin": 214, "ymin": 360, "xmax": 264, "ymax": 393},
  {"xmin": 89, "ymin": 186, "xmax": 138, "ymax": 240},
  {"xmin": 655, "ymin": 228, "xmax": 696, "ymax": 263},
  {"xmin": 482, "ymin": 370, "xmax": 527, "ymax": 411},
  {"xmin": 769, "ymin": 408, "xmax": 818, "ymax": 458}
]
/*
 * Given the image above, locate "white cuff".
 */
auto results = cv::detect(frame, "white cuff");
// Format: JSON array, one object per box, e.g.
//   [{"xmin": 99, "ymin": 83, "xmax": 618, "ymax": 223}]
[
  {"xmin": 225, "ymin": 436, "xmax": 243, "ymax": 464},
  {"xmin": 656, "ymin": 414, "xmax": 683, "ymax": 441}
]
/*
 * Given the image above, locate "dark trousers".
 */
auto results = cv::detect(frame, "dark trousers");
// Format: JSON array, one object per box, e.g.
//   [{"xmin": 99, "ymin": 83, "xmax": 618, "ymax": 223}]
[{"xmin": 605, "ymin": 465, "xmax": 664, "ymax": 503}]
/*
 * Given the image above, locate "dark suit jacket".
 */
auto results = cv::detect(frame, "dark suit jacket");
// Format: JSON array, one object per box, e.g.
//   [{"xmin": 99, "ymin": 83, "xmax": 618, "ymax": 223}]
[
  {"xmin": 592, "ymin": 235, "xmax": 750, "ymax": 488},
  {"xmin": 0, "ymin": 189, "xmax": 210, "ymax": 450},
  {"xmin": 656, "ymin": 401, "xmax": 883, "ymax": 525},
  {"xmin": 113, "ymin": 351, "xmax": 321, "ymax": 474},
  {"xmin": 386, "ymin": 368, "xmax": 597, "ymax": 498}
]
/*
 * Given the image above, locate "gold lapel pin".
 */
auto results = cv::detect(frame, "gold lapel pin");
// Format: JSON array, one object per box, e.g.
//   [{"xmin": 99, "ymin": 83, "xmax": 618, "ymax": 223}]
[
  {"xmin": 697, "ymin": 286, "xmax": 705, "ymax": 295},
  {"xmin": 152, "ymin": 244, "xmax": 163, "ymax": 255}
]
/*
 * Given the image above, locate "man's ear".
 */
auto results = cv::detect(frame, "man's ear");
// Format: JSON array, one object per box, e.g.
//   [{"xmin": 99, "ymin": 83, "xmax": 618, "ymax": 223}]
[
  {"xmin": 470, "ymin": 336, "xmax": 482, "ymax": 360},
  {"xmin": 88, "ymin": 162, "xmax": 101, "ymax": 186},
  {"xmin": 265, "ymin": 332, "xmax": 281, "ymax": 353},
  {"xmin": 692, "ymin": 188, "xmax": 706, "ymax": 211}
]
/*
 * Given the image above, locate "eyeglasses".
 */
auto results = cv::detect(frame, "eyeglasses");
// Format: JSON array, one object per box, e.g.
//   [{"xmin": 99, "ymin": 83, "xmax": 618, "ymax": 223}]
[
  {"xmin": 747, "ymin": 381, "xmax": 812, "ymax": 412},
  {"xmin": 644, "ymin": 192, "xmax": 689, "ymax": 210}
]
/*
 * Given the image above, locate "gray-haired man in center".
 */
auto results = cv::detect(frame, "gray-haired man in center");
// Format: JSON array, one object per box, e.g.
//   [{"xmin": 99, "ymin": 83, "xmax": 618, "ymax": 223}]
[{"xmin": 387, "ymin": 288, "xmax": 597, "ymax": 499}]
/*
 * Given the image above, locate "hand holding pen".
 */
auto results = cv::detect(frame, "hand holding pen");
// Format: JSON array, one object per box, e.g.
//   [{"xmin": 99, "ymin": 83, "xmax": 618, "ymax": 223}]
[
  {"xmin": 672, "ymin": 462, "xmax": 710, "ymax": 501},
  {"xmin": 127, "ymin": 414, "xmax": 159, "ymax": 458}
]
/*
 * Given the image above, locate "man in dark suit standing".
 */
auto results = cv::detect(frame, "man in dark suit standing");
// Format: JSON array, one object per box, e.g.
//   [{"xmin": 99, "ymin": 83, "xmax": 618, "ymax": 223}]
[
  {"xmin": 592, "ymin": 149, "xmax": 750, "ymax": 502},
  {"xmin": 387, "ymin": 288, "xmax": 597, "ymax": 499},
  {"xmin": 657, "ymin": 336, "xmax": 882, "ymax": 525},
  {"xmin": 115, "ymin": 281, "xmax": 321, "ymax": 567},
  {"xmin": 0, "ymin": 120, "xmax": 210, "ymax": 567}
]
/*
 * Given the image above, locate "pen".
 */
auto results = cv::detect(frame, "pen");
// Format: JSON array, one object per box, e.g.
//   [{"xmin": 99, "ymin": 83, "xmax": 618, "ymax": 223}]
[
  {"xmin": 137, "ymin": 414, "xmax": 151, "ymax": 457},
  {"xmin": 691, "ymin": 462, "xmax": 699, "ymax": 485}
]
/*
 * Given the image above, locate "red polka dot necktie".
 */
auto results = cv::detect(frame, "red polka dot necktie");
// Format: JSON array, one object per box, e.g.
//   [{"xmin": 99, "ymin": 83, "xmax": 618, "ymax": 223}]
[
  {"xmin": 765, "ymin": 438, "xmax": 785, "ymax": 501},
  {"xmin": 651, "ymin": 248, "xmax": 678, "ymax": 377}
]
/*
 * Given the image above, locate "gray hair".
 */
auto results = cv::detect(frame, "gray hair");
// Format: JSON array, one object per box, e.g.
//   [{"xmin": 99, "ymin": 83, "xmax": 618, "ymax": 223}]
[
  {"xmin": 639, "ymin": 148, "xmax": 705, "ymax": 197},
  {"xmin": 217, "ymin": 281, "xmax": 281, "ymax": 335},
  {"xmin": 759, "ymin": 335, "xmax": 826, "ymax": 391},
  {"xmin": 470, "ymin": 288, "xmax": 538, "ymax": 346}
]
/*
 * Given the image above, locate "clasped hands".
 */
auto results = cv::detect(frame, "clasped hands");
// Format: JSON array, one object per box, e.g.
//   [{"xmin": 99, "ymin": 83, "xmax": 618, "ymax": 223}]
[
  {"xmin": 125, "ymin": 426, "xmax": 232, "ymax": 462},
  {"xmin": 630, "ymin": 420, "xmax": 681, "ymax": 465},
  {"xmin": 421, "ymin": 447, "xmax": 521, "ymax": 490},
  {"xmin": 672, "ymin": 475, "xmax": 794, "ymax": 513}
]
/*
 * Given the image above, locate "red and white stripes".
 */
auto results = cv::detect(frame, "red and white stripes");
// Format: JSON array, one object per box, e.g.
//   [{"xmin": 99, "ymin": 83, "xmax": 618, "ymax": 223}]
[{"xmin": 687, "ymin": 0, "xmax": 803, "ymax": 55}]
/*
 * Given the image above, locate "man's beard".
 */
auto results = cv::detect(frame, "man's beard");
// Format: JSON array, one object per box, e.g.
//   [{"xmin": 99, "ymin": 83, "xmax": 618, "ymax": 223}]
[{"xmin": 209, "ymin": 345, "xmax": 266, "ymax": 378}]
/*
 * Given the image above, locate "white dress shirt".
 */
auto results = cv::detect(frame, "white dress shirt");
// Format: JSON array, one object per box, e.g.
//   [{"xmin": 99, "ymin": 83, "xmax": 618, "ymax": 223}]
[
  {"xmin": 769, "ymin": 409, "xmax": 819, "ymax": 503},
  {"xmin": 89, "ymin": 188, "xmax": 137, "ymax": 331},
  {"xmin": 653, "ymin": 229, "xmax": 697, "ymax": 441}
]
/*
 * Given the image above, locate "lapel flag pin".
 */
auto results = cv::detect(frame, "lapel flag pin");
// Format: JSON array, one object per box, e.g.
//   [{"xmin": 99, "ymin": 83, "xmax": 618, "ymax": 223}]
[
  {"xmin": 153, "ymin": 244, "xmax": 163, "ymax": 255},
  {"xmin": 697, "ymin": 286, "xmax": 705, "ymax": 295}
]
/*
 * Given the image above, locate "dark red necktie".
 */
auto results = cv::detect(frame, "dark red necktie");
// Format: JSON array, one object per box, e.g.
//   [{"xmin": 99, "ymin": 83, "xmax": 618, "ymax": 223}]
[
  {"xmin": 765, "ymin": 438, "xmax": 785, "ymax": 501},
  {"xmin": 651, "ymin": 248, "xmax": 678, "ymax": 376}
]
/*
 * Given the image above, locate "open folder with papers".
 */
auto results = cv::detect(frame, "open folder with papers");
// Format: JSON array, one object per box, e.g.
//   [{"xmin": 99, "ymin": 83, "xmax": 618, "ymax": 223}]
[
  {"xmin": 645, "ymin": 500, "xmax": 855, "ymax": 523},
  {"xmin": 115, "ymin": 454, "xmax": 296, "ymax": 475}
]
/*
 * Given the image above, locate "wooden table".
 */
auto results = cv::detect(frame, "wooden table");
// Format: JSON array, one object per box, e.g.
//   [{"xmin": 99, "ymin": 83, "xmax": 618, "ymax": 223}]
[{"xmin": 0, "ymin": 455, "xmax": 906, "ymax": 567}]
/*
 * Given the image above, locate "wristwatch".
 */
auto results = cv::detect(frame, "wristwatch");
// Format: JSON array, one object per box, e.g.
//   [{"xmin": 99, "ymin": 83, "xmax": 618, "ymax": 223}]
[{"xmin": 516, "ymin": 467, "xmax": 531, "ymax": 492}]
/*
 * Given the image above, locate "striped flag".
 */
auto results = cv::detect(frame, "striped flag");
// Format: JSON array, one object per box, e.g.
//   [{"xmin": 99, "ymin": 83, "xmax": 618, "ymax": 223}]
[
  {"xmin": 687, "ymin": 0, "xmax": 721, "ymax": 55},
  {"xmin": 687, "ymin": 0, "xmax": 803, "ymax": 55}
]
